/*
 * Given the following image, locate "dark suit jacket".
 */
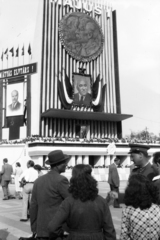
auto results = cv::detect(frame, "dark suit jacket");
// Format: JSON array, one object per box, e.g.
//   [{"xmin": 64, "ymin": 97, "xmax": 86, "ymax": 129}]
[
  {"xmin": 48, "ymin": 195, "xmax": 116, "ymax": 240},
  {"xmin": 8, "ymin": 101, "xmax": 21, "ymax": 111},
  {"xmin": 1, "ymin": 163, "xmax": 13, "ymax": 186},
  {"xmin": 108, "ymin": 163, "xmax": 120, "ymax": 188},
  {"xmin": 130, "ymin": 162, "xmax": 158, "ymax": 181},
  {"xmin": 73, "ymin": 93, "xmax": 92, "ymax": 107},
  {"xmin": 30, "ymin": 169, "xmax": 70, "ymax": 237}
]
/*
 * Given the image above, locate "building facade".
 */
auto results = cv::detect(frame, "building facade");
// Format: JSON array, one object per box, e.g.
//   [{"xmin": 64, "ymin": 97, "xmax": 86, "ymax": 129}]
[{"xmin": 0, "ymin": 0, "xmax": 159, "ymax": 180}]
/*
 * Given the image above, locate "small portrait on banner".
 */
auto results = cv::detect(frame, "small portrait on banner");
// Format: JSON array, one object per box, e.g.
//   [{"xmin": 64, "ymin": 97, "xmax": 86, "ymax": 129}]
[
  {"xmin": 6, "ymin": 82, "xmax": 24, "ymax": 117},
  {"xmin": 73, "ymin": 73, "xmax": 92, "ymax": 107}
]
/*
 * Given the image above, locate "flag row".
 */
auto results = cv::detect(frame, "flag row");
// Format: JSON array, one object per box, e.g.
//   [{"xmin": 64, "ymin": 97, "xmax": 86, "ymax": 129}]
[{"xmin": 1, "ymin": 44, "xmax": 31, "ymax": 61}]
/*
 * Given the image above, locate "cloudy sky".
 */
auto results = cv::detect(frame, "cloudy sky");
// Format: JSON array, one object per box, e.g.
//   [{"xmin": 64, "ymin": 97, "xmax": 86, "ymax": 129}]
[{"xmin": 0, "ymin": 0, "xmax": 160, "ymax": 137}]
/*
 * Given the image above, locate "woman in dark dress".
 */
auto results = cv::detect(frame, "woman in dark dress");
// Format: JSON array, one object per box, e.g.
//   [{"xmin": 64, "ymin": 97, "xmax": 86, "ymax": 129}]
[{"xmin": 48, "ymin": 164, "xmax": 116, "ymax": 240}]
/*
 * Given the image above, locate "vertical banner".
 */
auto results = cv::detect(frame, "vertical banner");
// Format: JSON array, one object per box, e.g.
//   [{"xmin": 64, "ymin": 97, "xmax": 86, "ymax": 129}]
[{"xmin": 6, "ymin": 115, "xmax": 24, "ymax": 140}]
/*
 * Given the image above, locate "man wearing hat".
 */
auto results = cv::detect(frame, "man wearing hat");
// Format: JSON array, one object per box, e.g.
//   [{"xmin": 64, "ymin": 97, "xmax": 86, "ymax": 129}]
[
  {"xmin": 128, "ymin": 143, "xmax": 158, "ymax": 181},
  {"xmin": 30, "ymin": 150, "xmax": 70, "ymax": 240}
]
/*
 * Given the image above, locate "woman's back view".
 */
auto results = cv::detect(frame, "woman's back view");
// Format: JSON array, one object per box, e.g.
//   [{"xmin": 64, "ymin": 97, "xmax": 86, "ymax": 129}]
[{"xmin": 48, "ymin": 164, "xmax": 116, "ymax": 240}]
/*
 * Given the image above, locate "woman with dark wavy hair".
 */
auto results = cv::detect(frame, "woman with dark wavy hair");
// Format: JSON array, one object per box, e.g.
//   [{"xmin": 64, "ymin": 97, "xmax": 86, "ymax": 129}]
[
  {"xmin": 48, "ymin": 164, "xmax": 116, "ymax": 240},
  {"xmin": 120, "ymin": 174, "xmax": 160, "ymax": 240}
]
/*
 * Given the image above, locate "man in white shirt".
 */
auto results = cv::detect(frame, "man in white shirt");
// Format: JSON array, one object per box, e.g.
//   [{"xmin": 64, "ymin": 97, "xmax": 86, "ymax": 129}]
[{"xmin": 19, "ymin": 160, "xmax": 38, "ymax": 222}]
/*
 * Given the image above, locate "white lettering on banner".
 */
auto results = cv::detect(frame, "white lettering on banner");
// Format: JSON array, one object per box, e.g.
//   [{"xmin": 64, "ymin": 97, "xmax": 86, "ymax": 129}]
[
  {"xmin": 83, "ymin": 2, "xmax": 93, "ymax": 13},
  {"xmin": 75, "ymin": 0, "xmax": 81, "ymax": 10},
  {"xmin": 2, "ymin": 70, "xmax": 12, "ymax": 78},
  {"xmin": 14, "ymin": 67, "xmax": 30, "ymax": 76},
  {"xmin": 64, "ymin": 0, "xmax": 73, "ymax": 7},
  {"xmin": 94, "ymin": 6, "xmax": 102, "ymax": 15},
  {"xmin": 106, "ymin": 142, "xmax": 116, "ymax": 155},
  {"xmin": 50, "ymin": 0, "xmax": 102, "ymax": 15}
]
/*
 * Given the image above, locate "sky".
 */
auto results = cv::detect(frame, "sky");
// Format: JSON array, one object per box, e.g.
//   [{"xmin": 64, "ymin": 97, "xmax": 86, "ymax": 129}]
[{"xmin": 0, "ymin": 0, "xmax": 160, "ymax": 137}]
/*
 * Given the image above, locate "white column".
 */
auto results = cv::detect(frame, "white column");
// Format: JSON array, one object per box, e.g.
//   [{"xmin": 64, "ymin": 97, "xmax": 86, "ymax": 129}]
[
  {"xmin": 69, "ymin": 155, "xmax": 76, "ymax": 167},
  {"xmin": 123, "ymin": 156, "xmax": 131, "ymax": 167},
  {"xmin": 94, "ymin": 156, "xmax": 105, "ymax": 167},
  {"xmin": 104, "ymin": 155, "xmax": 110, "ymax": 166},
  {"xmin": 83, "ymin": 155, "xmax": 89, "ymax": 164},
  {"xmin": 77, "ymin": 155, "xmax": 83, "ymax": 164},
  {"xmin": 2, "ymin": 128, "xmax": 9, "ymax": 140}
]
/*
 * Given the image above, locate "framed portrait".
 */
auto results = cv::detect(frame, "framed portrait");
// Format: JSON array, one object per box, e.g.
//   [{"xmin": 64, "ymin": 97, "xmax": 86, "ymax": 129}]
[
  {"xmin": 6, "ymin": 82, "xmax": 24, "ymax": 117},
  {"xmin": 73, "ymin": 73, "xmax": 92, "ymax": 107}
]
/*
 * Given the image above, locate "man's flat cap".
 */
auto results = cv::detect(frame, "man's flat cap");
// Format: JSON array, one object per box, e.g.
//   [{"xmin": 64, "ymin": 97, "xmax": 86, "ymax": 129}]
[{"xmin": 128, "ymin": 143, "xmax": 150, "ymax": 154}]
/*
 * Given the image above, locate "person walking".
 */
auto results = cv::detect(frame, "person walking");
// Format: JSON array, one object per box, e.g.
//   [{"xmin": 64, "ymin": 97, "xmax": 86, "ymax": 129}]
[
  {"xmin": 48, "ymin": 164, "xmax": 116, "ymax": 240},
  {"xmin": 14, "ymin": 162, "xmax": 23, "ymax": 199},
  {"xmin": 30, "ymin": 150, "xmax": 70, "ymax": 240},
  {"xmin": 108, "ymin": 157, "xmax": 121, "ymax": 208},
  {"xmin": 128, "ymin": 143, "xmax": 158, "ymax": 181},
  {"xmin": 120, "ymin": 174, "xmax": 160, "ymax": 240},
  {"xmin": 0, "ymin": 158, "xmax": 15, "ymax": 200},
  {"xmin": 19, "ymin": 160, "xmax": 38, "ymax": 222}
]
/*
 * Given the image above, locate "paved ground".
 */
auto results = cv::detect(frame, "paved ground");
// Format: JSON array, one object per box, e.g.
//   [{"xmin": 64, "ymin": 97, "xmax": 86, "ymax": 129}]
[{"xmin": 0, "ymin": 181, "xmax": 128, "ymax": 240}]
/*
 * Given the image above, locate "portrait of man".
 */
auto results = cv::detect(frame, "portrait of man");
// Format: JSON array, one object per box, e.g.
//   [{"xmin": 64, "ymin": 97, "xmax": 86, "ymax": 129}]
[
  {"xmin": 73, "ymin": 74, "xmax": 92, "ymax": 107},
  {"xmin": 8, "ymin": 90, "xmax": 21, "ymax": 111},
  {"xmin": 6, "ymin": 82, "xmax": 23, "ymax": 117}
]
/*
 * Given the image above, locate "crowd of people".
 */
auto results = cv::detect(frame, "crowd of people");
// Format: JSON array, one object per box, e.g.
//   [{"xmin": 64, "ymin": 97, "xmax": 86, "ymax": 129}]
[{"xmin": 0, "ymin": 144, "xmax": 160, "ymax": 239}]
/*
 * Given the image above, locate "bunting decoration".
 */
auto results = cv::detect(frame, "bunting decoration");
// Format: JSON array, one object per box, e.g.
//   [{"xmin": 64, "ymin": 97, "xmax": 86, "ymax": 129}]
[
  {"xmin": 9, "ymin": 47, "xmax": 14, "ymax": 57},
  {"xmin": 22, "ymin": 45, "xmax": 24, "ymax": 56},
  {"xmin": 58, "ymin": 73, "xmax": 105, "ymax": 112},
  {"xmin": 16, "ymin": 47, "xmax": 19, "ymax": 57},
  {"xmin": 23, "ymin": 99, "xmax": 27, "ymax": 125},
  {"xmin": 28, "ymin": 44, "xmax": 31, "ymax": 55}
]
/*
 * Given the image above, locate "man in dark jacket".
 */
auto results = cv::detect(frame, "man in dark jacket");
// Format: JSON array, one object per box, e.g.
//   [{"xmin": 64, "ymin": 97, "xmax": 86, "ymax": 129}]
[
  {"xmin": 0, "ymin": 158, "xmax": 14, "ymax": 200},
  {"xmin": 30, "ymin": 150, "xmax": 70, "ymax": 240},
  {"xmin": 129, "ymin": 143, "xmax": 158, "ymax": 181},
  {"xmin": 108, "ymin": 157, "xmax": 121, "ymax": 208}
]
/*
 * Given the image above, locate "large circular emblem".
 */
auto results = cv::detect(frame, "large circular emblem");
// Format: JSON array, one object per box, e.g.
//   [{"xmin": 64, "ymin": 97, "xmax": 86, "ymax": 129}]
[{"xmin": 59, "ymin": 12, "xmax": 104, "ymax": 62}]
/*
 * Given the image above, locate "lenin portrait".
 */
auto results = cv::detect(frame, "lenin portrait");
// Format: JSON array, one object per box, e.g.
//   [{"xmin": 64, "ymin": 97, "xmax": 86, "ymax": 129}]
[
  {"xmin": 8, "ymin": 90, "xmax": 22, "ymax": 111},
  {"xmin": 73, "ymin": 73, "xmax": 92, "ymax": 107},
  {"xmin": 6, "ymin": 82, "xmax": 23, "ymax": 117}
]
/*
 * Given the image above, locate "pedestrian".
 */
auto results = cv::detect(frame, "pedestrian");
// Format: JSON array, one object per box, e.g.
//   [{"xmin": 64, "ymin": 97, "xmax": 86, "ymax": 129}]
[
  {"xmin": 34, "ymin": 164, "xmax": 43, "ymax": 177},
  {"xmin": 108, "ymin": 157, "xmax": 121, "ymax": 208},
  {"xmin": 14, "ymin": 162, "xmax": 23, "ymax": 199},
  {"xmin": 0, "ymin": 158, "xmax": 15, "ymax": 200},
  {"xmin": 120, "ymin": 174, "xmax": 160, "ymax": 240},
  {"xmin": 128, "ymin": 143, "xmax": 158, "ymax": 181},
  {"xmin": 30, "ymin": 150, "xmax": 70, "ymax": 239},
  {"xmin": 19, "ymin": 160, "xmax": 38, "ymax": 222},
  {"xmin": 48, "ymin": 164, "xmax": 116, "ymax": 240}
]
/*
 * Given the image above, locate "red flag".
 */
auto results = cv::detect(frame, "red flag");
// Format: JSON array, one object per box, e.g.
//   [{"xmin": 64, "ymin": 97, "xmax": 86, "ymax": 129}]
[
  {"xmin": 22, "ymin": 45, "xmax": 24, "ymax": 56},
  {"xmin": 16, "ymin": 47, "xmax": 19, "ymax": 57},
  {"xmin": 9, "ymin": 47, "xmax": 14, "ymax": 57},
  {"xmin": 28, "ymin": 44, "xmax": 31, "ymax": 55}
]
